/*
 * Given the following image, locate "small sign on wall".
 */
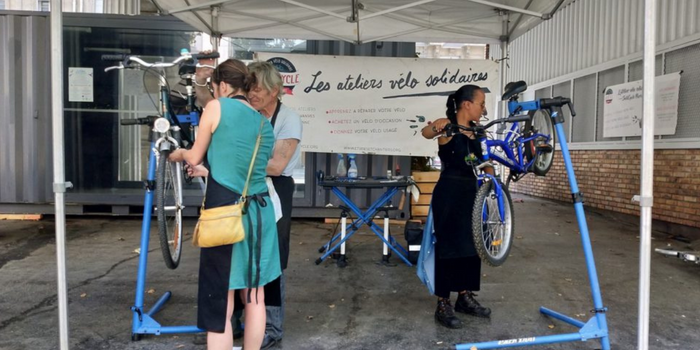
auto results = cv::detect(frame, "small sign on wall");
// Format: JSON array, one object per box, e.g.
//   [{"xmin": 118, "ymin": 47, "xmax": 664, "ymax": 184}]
[
  {"xmin": 603, "ymin": 72, "xmax": 681, "ymax": 138},
  {"xmin": 68, "ymin": 67, "xmax": 94, "ymax": 102}
]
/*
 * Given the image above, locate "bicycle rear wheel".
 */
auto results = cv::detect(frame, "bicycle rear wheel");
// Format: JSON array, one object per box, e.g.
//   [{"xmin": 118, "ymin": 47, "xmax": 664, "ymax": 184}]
[
  {"xmin": 472, "ymin": 180, "xmax": 514, "ymax": 267},
  {"xmin": 524, "ymin": 109, "xmax": 556, "ymax": 176},
  {"xmin": 156, "ymin": 151, "xmax": 183, "ymax": 269}
]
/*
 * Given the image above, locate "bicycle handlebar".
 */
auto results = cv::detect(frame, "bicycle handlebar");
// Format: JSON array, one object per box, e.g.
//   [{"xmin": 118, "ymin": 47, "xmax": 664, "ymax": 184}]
[
  {"xmin": 540, "ymin": 97, "xmax": 577, "ymax": 117},
  {"xmin": 193, "ymin": 52, "xmax": 220, "ymax": 60},
  {"xmin": 444, "ymin": 115, "xmax": 531, "ymax": 136},
  {"xmin": 102, "ymin": 51, "xmax": 221, "ymax": 72},
  {"xmin": 120, "ymin": 116, "xmax": 158, "ymax": 126}
]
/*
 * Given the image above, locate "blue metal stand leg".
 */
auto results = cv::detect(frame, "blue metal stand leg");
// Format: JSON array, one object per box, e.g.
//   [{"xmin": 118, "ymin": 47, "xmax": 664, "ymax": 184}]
[
  {"xmin": 539, "ymin": 307, "xmax": 585, "ymax": 328},
  {"xmin": 147, "ymin": 292, "xmax": 172, "ymax": 317},
  {"xmin": 553, "ymin": 121, "xmax": 610, "ymax": 350},
  {"xmin": 132, "ymin": 146, "xmax": 157, "ymax": 337},
  {"xmin": 131, "ymin": 145, "xmax": 204, "ymax": 338}
]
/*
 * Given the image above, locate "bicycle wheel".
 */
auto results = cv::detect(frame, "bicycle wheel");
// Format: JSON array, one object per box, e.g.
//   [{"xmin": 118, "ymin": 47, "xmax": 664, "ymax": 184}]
[
  {"xmin": 156, "ymin": 150, "xmax": 183, "ymax": 269},
  {"xmin": 524, "ymin": 109, "xmax": 556, "ymax": 176},
  {"xmin": 472, "ymin": 180, "xmax": 514, "ymax": 267}
]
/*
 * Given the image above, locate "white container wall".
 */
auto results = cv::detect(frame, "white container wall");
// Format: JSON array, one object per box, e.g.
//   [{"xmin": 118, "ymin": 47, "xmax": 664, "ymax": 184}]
[
  {"xmin": 490, "ymin": 0, "xmax": 700, "ymax": 149},
  {"xmin": 3, "ymin": 0, "xmax": 139, "ymax": 14},
  {"xmin": 495, "ymin": 0, "xmax": 700, "ymax": 86}
]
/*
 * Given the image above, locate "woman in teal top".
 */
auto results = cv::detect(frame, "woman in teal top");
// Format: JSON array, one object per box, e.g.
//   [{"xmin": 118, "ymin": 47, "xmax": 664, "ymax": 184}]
[{"xmin": 169, "ymin": 59, "xmax": 280, "ymax": 350}]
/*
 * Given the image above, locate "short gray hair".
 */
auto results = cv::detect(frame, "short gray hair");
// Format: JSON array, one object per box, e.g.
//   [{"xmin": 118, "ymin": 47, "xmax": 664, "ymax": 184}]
[{"xmin": 248, "ymin": 61, "xmax": 284, "ymax": 100}]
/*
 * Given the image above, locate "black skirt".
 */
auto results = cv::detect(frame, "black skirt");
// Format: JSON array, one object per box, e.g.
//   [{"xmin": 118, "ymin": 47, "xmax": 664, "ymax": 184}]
[
  {"xmin": 196, "ymin": 174, "xmax": 239, "ymax": 332},
  {"xmin": 431, "ymin": 174, "xmax": 479, "ymax": 259},
  {"xmin": 434, "ymin": 255, "xmax": 482, "ymax": 299}
]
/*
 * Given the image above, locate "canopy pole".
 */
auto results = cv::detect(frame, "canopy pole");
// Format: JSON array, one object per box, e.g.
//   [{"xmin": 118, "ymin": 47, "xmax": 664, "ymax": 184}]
[
  {"xmin": 498, "ymin": 11, "xmax": 509, "ymax": 183},
  {"xmin": 211, "ymin": 6, "xmax": 220, "ymax": 51},
  {"xmin": 638, "ymin": 0, "xmax": 657, "ymax": 349},
  {"xmin": 497, "ymin": 10, "xmax": 508, "ymax": 121},
  {"xmin": 50, "ymin": 0, "xmax": 70, "ymax": 349}
]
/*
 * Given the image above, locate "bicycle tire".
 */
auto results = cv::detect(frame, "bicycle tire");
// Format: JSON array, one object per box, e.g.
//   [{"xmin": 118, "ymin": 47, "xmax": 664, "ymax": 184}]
[
  {"xmin": 524, "ymin": 109, "xmax": 556, "ymax": 176},
  {"xmin": 471, "ymin": 180, "xmax": 514, "ymax": 267},
  {"xmin": 156, "ymin": 151, "xmax": 183, "ymax": 269}
]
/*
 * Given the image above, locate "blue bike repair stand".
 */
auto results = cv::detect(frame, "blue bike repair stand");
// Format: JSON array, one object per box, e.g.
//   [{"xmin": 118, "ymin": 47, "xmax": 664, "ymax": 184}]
[
  {"xmin": 131, "ymin": 119, "xmax": 204, "ymax": 340},
  {"xmin": 454, "ymin": 110, "xmax": 610, "ymax": 350}
]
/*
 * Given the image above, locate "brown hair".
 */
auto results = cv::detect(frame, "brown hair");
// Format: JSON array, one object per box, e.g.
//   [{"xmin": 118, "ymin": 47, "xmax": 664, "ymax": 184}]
[{"xmin": 212, "ymin": 59, "xmax": 255, "ymax": 95}]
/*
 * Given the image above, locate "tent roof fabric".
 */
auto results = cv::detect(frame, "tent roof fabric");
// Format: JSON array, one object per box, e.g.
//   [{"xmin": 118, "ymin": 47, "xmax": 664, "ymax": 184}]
[{"xmin": 157, "ymin": 0, "xmax": 572, "ymax": 45}]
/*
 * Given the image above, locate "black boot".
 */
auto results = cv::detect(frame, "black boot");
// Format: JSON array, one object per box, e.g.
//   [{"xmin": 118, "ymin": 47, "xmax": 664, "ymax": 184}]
[
  {"xmin": 435, "ymin": 298, "xmax": 463, "ymax": 329},
  {"xmin": 455, "ymin": 292, "xmax": 491, "ymax": 318}
]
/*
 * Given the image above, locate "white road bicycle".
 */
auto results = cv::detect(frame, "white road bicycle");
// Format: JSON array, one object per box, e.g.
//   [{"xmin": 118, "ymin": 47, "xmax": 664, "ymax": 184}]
[{"xmin": 103, "ymin": 50, "xmax": 218, "ymax": 269}]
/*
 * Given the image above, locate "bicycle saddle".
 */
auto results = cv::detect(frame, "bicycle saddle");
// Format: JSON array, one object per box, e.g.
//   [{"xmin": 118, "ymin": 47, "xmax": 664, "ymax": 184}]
[{"xmin": 501, "ymin": 81, "xmax": 527, "ymax": 100}]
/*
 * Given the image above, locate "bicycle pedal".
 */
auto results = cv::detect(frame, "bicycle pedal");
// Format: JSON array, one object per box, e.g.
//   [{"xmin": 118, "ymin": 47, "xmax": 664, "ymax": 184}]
[{"xmin": 536, "ymin": 144, "xmax": 553, "ymax": 153}]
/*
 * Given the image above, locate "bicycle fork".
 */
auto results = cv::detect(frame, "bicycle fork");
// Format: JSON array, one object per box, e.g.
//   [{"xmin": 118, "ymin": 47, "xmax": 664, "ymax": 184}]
[{"xmin": 479, "ymin": 173, "xmax": 507, "ymax": 223}]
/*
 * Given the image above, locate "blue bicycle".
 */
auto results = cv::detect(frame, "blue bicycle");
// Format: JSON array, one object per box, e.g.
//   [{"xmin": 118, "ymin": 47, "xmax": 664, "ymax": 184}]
[{"xmin": 445, "ymin": 81, "xmax": 575, "ymax": 266}]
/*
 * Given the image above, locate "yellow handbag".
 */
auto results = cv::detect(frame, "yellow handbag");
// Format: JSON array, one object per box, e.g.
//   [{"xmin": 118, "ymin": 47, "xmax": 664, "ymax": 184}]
[{"xmin": 192, "ymin": 119, "xmax": 264, "ymax": 248}]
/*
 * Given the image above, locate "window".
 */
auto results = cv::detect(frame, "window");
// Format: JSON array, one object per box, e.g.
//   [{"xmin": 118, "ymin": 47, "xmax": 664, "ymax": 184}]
[
  {"xmin": 38, "ymin": 0, "xmax": 50, "ymax": 11},
  {"xmin": 534, "ymin": 41, "xmax": 700, "ymax": 148}
]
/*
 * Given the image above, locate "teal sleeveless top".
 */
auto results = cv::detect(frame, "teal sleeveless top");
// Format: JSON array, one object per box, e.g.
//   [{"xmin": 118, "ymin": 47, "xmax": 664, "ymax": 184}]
[{"xmin": 207, "ymin": 98, "xmax": 281, "ymax": 291}]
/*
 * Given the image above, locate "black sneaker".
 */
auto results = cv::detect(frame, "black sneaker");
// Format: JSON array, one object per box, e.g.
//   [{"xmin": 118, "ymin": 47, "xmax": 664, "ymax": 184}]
[
  {"xmin": 435, "ymin": 298, "xmax": 463, "ymax": 329},
  {"xmin": 455, "ymin": 292, "xmax": 491, "ymax": 318}
]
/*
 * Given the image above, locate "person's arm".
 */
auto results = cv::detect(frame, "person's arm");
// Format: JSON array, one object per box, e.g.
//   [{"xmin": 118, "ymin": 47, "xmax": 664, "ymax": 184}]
[
  {"xmin": 169, "ymin": 99, "xmax": 220, "ymax": 165},
  {"xmin": 422, "ymin": 118, "xmax": 450, "ymax": 139},
  {"xmin": 266, "ymin": 138, "xmax": 299, "ymax": 176},
  {"xmin": 194, "ymin": 53, "xmax": 216, "ymax": 107},
  {"xmin": 185, "ymin": 163, "xmax": 209, "ymax": 177}
]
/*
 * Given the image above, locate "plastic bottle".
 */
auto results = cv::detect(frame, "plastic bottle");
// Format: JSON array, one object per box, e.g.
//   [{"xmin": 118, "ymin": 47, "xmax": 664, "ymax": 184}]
[
  {"xmin": 336, "ymin": 154, "xmax": 347, "ymax": 177},
  {"xmin": 348, "ymin": 154, "xmax": 358, "ymax": 179}
]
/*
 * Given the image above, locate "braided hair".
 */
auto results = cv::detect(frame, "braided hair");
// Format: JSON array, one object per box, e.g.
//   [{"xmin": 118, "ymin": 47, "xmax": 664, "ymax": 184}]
[{"xmin": 445, "ymin": 84, "xmax": 482, "ymax": 124}]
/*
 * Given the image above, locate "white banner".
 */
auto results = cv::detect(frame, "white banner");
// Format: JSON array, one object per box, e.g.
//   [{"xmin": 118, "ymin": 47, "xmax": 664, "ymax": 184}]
[
  {"xmin": 256, "ymin": 53, "xmax": 499, "ymax": 157},
  {"xmin": 603, "ymin": 72, "xmax": 681, "ymax": 138}
]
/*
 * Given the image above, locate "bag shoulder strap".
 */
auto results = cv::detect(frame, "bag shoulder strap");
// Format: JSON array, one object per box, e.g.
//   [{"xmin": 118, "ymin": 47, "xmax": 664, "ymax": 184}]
[{"xmin": 241, "ymin": 118, "xmax": 265, "ymax": 199}]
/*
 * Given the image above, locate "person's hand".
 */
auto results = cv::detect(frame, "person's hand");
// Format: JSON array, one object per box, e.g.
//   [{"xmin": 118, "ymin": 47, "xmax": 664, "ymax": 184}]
[
  {"xmin": 168, "ymin": 149, "xmax": 184, "ymax": 162},
  {"xmin": 195, "ymin": 50, "xmax": 217, "ymax": 85},
  {"xmin": 430, "ymin": 118, "xmax": 450, "ymax": 133},
  {"xmin": 185, "ymin": 163, "xmax": 208, "ymax": 177}
]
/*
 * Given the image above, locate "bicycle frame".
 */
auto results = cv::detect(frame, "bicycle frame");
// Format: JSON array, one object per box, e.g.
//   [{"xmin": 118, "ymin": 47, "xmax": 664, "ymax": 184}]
[{"xmin": 478, "ymin": 122, "xmax": 546, "ymax": 175}]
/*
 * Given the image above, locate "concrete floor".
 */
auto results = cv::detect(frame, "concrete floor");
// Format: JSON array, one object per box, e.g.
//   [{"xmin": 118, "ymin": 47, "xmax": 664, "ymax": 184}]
[{"xmin": 1, "ymin": 194, "xmax": 699, "ymax": 350}]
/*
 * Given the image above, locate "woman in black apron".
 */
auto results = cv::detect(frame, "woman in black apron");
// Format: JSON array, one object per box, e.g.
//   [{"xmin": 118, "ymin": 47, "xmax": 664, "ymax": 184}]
[{"xmin": 421, "ymin": 85, "xmax": 493, "ymax": 329}]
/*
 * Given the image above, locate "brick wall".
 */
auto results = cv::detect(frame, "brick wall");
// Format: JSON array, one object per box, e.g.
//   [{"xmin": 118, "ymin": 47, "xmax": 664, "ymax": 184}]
[{"xmin": 508, "ymin": 149, "xmax": 700, "ymax": 229}]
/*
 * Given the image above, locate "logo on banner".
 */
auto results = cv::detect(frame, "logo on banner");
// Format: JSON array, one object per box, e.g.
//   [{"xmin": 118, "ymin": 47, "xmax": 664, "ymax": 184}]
[
  {"xmin": 605, "ymin": 88, "xmax": 613, "ymax": 104},
  {"xmin": 267, "ymin": 57, "xmax": 300, "ymax": 95}
]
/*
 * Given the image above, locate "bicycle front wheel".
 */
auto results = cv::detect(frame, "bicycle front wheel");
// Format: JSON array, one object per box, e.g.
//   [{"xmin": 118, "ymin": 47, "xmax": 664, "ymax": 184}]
[
  {"xmin": 156, "ymin": 151, "xmax": 184, "ymax": 269},
  {"xmin": 472, "ymin": 180, "xmax": 514, "ymax": 267},
  {"xmin": 525, "ymin": 109, "xmax": 556, "ymax": 176}
]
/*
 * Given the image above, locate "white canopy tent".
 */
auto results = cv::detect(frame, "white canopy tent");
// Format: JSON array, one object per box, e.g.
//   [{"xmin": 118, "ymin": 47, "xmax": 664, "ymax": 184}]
[
  {"xmin": 49, "ymin": 1, "xmax": 658, "ymax": 349},
  {"xmin": 155, "ymin": 0, "xmax": 571, "ymax": 45}
]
